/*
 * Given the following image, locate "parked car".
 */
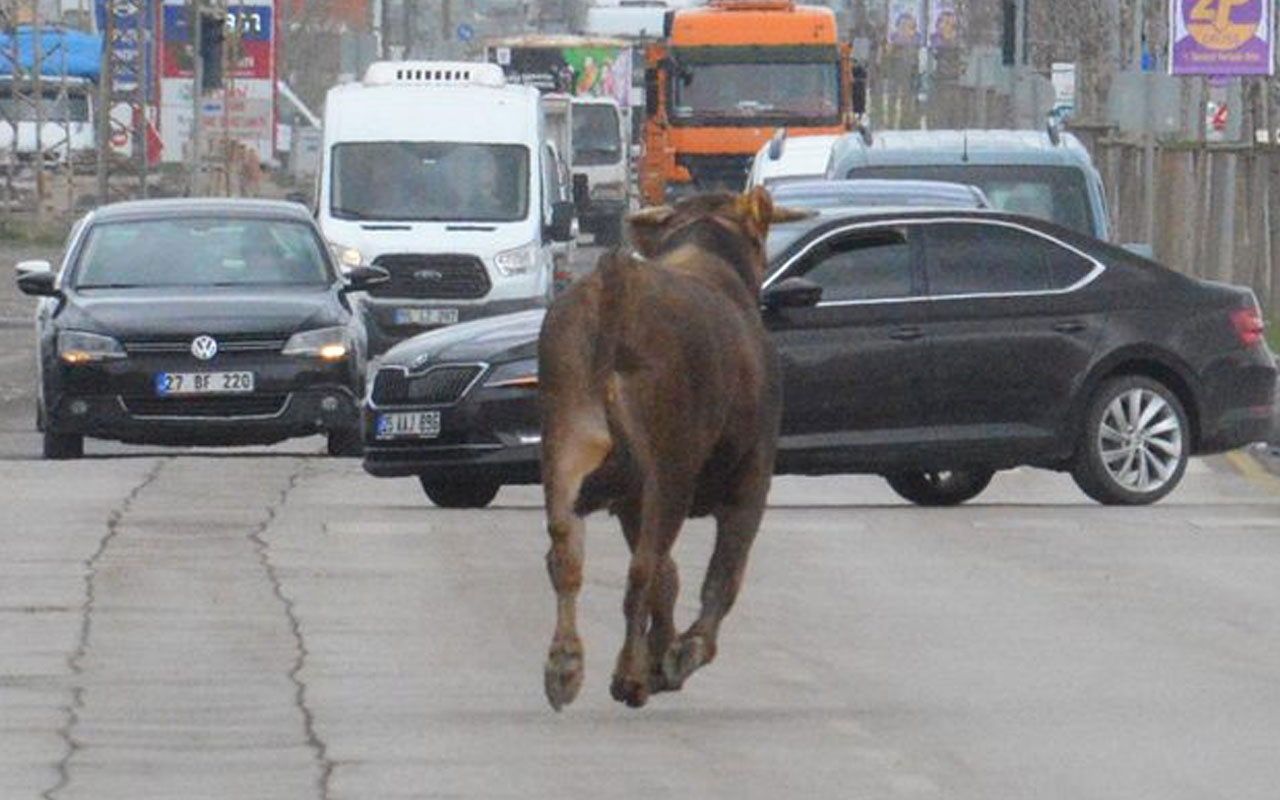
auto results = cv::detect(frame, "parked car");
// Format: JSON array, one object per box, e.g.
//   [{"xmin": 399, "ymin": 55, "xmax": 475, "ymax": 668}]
[
  {"xmin": 769, "ymin": 178, "xmax": 989, "ymax": 210},
  {"xmin": 361, "ymin": 208, "xmax": 1277, "ymax": 508},
  {"xmin": 17, "ymin": 198, "xmax": 387, "ymax": 459}
]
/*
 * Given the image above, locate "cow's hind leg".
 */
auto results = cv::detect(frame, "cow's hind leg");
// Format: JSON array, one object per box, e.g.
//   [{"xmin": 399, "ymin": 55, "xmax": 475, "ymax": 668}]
[
  {"xmin": 662, "ymin": 465, "xmax": 769, "ymax": 691},
  {"xmin": 542, "ymin": 407, "xmax": 611, "ymax": 711},
  {"xmin": 615, "ymin": 498, "xmax": 680, "ymax": 696}
]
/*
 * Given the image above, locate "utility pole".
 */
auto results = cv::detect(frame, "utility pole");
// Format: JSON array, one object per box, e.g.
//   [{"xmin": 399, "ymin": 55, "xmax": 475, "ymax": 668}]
[
  {"xmin": 31, "ymin": 0, "xmax": 45, "ymax": 226},
  {"xmin": 189, "ymin": 0, "xmax": 204, "ymax": 195},
  {"xmin": 96, "ymin": 0, "xmax": 115, "ymax": 204}
]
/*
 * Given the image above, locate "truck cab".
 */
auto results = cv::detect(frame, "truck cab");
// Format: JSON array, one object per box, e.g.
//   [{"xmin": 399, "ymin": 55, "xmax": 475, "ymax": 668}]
[{"xmin": 317, "ymin": 61, "xmax": 575, "ymax": 355}]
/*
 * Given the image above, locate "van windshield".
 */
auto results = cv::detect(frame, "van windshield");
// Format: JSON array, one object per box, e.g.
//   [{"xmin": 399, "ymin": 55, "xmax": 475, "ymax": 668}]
[
  {"xmin": 330, "ymin": 141, "xmax": 530, "ymax": 223},
  {"xmin": 572, "ymin": 105, "xmax": 621, "ymax": 166},
  {"xmin": 847, "ymin": 165, "xmax": 1095, "ymax": 236}
]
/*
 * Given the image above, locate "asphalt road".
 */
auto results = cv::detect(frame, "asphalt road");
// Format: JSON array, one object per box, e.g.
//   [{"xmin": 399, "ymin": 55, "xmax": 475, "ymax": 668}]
[{"xmin": 2, "ymin": 239, "xmax": 1280, "ymax": 799}]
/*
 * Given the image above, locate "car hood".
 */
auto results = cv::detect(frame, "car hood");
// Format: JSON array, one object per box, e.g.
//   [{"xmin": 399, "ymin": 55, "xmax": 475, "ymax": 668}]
[
  {"xmin": 382, "ymin": 309, "xmax": 545, "ymax": 366},
  {"xmin": 61, "ymin": 286, "xmax": 340, "ymax": 338}
]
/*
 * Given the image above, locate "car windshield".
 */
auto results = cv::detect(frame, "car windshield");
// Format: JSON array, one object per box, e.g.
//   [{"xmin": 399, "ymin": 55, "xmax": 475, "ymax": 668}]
[
  {"xmin": 73, "ymin": 217, "xmax": 333, "ymax": 289},
  {"xmin": 847, "ymin": 165, "xmax": 1094, "ymax": 236},
  {"xmin": 330, "ymin": 141, "xmax": 530, "ymax": 222},
  {"xmin": 670, "ymin": 52, "xmax": 840, "ymax": 122},
  {"xmin": 572, "ymin": 105, "xmax": 622, "ymax": 166}
]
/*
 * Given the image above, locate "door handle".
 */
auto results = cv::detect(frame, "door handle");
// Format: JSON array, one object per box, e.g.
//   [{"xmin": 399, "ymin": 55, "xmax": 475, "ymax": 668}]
[
  {"xmin": 889, "ymin": 326, "xmax": 924, "ymax": 341},
  {"xmin": 1053, "ymin": 320, "xmax": 1087, "ymax": 333}
]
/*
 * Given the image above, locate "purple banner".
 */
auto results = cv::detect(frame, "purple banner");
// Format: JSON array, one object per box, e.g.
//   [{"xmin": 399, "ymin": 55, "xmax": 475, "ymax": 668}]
[
  {"xmin": 928, "ymin": 0, "xmax": 959, "ymax": 49},
  {"xmin": 1170, "ymin": 0, "xmax": 1274, "ymax": 76},
  {"xmin": 887, "ymin": 0, "xmax": 924, "ymax": 47}
]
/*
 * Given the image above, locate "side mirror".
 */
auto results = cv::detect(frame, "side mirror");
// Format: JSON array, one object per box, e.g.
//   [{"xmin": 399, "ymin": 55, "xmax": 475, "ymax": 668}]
[
  {"xmin": 762, "ymin": 276, "xmax": 823, "ymax": 309},
  {"xmin": 16, "ymin": 259, "xmax": 53, "ymax": 277},
  {"xmin": 548, "ymin": 201, "xmax": 576, "ymax": 243},
  {"xmin": 17, "ymin": 269, "xmax": 60, "ymax": 297},
  {"xmin": 644, "ymin": 68, "xmax": 660, "ymax": 117},
  {"xmin": 341, "ymin": 265, "xmax": 389, "ymax": 293},
  {"xmin": 572, "ymin": 173, "xmax": 590, "ymax": 212}
]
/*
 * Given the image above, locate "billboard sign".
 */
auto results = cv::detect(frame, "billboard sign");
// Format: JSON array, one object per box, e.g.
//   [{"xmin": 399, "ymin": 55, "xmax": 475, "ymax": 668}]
[
  {"xmin": 1170, "ymin": 0, "xmax": 1274, "ymax": 76},
  {"xmin": 95, "ymin": 0, "xmax": 157, "ymax": 100},
  {"xmin": 887, "ymin": 0, "xmax": 924, "ymax": 47}
]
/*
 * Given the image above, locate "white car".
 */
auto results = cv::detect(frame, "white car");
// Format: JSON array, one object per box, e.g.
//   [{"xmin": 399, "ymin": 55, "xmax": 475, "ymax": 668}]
[{"xmin": 746, "ymin": 132, "xmax": 839, "ymax": 190}]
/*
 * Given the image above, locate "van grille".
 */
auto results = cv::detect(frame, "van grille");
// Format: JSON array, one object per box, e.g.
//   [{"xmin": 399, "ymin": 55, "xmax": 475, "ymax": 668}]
[{"xmin": 369, "ymin": 254, "xmax": 491, "ymax": 300}]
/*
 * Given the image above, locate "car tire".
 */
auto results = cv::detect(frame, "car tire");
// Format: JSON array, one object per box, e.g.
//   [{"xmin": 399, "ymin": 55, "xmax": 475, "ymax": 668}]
[
  {"xmin": 1071, "ymin": 375, "xmax": 1189, "ymax": 506},
  {"xmin": 326, "ymin": 427, "xmax": 363, "ymax": 457},
  {"xmin": 419, "ymin": 477, "xmax": 501, "ymax": 509},
  {"xmin": 884, "ymin": 469, "xmax": 994, "ymax": 506},
  {"xmin": 43, "ymin": 429, "xmax": 83, "ymax": 460}
]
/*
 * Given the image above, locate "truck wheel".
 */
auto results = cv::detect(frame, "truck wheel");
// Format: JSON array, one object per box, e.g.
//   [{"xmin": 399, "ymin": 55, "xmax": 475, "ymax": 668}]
[{"xmin": 418, "ymin": 477, "xmax": 500, "ymax": 509}]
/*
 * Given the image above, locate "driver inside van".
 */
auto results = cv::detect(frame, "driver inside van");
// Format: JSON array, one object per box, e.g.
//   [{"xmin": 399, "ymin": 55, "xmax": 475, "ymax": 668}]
[{"xmin": 444, "ymin": 146, "xmax": 507, "ymax": 220}]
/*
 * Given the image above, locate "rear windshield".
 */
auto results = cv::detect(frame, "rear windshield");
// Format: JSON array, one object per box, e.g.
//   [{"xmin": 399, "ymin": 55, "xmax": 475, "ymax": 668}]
[
  {"xmin": 73, "ymin": 218, "xmax": 333, "ymax": 289},
  {"xmin": 846, "ymin": 164, "xmax": 1096, "ymax": 237}
]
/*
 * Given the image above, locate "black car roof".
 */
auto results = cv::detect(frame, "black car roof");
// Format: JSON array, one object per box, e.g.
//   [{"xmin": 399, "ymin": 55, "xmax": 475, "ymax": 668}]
[{"xmin": 87, "ymin": 197, "xmax": 314, "ymax": 224}]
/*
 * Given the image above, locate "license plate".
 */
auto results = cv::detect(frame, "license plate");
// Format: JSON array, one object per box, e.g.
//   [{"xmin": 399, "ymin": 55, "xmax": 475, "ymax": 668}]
[
  {"xmin": 393, "ymin": 307, "xmax": 459, "ymax": 326},
  {"xmin": 376, "ymin": 411, "xmax": 442, "ymax": 439},
  {"xmin": 155, "ymin": 371, "xmax": 255, "ymax": 396}
]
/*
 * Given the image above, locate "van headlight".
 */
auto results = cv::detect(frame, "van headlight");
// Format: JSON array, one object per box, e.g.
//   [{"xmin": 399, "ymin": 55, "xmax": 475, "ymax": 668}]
[
  {"xmin": 283, "ymin": 326, "xmax": 350, "ymax": 361},
  {"xmin": 58, "ymin": 330, "xmax": 126, "ymax": 364},
  {"xmin": 494, "ymin": 242, "xmax": 540, "ymax": 277},
  {"xmin": 330, "ymin": 243, "xmax": 364, "ymax": 272}
]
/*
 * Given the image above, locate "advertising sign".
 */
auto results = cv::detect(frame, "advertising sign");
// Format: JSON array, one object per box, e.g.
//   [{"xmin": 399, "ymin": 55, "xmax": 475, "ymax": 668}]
[
  {"xmin": 160, "ymin": 3, "xmax": 275, "ymax": 81},
  {"xmin": 95, "ymin": 0, "xmax": 157, "ymax": 100},
  {"xmin": 928, "ymin": 0, "xmax": 959, "ymax": 49},
  {"xmin": 491, "ymin": 44, "xmax": 632, "ymax": 109},
  {"xmin": 1170, "ymin": 0, "xmax": 1274, "ymax": 76},
  {"xmin": 887, "ymin": 0, "xmax": 924, "ymax": 47}
]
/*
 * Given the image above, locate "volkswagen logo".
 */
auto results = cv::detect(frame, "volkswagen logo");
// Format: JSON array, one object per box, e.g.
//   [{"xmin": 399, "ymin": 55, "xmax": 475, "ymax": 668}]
[
  {"xmin": 413, "ymin": 269, "xmax": 444, "ymax": 282},
  {"xmin": 190, "ymin": 335, "xmax": 219, "ymax": 361}
]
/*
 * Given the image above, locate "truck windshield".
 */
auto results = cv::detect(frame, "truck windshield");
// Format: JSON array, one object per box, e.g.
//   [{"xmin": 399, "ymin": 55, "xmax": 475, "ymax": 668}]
[
  {"xmin": 670, "ymin": 55, "xmax": 839, "ymax": 124},
  {"xmin": 330, "ymin": 141, "xmax": 530, "ymax": 223},
  {"xmin": 572, "ymin": 105, "xmax": 622, "ymax": 166},
  {"xmin": 848, "ymin": 165, "xmax": 1095, "ymax": 237}
]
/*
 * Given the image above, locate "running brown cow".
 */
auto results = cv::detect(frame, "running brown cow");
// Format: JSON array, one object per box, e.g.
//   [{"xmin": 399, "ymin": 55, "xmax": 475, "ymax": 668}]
[{"xmin": 537, "ymin": 187, "xmax": 793, "ymax": 710}]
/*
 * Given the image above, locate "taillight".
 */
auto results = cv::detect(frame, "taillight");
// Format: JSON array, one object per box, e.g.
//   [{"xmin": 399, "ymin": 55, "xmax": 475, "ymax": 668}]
[{"xmin": 1230, "ymin": 306, "xmax": 1265, "ymax": 347}]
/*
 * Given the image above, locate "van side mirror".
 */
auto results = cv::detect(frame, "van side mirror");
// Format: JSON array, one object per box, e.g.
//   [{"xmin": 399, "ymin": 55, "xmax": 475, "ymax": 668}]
[
  {"xmin": 572, "ymin": 174, "xmax": 590, "ymax": 212},
  {"xmin": 548, "ymin": 201, "xmax": 576, "ymax": 243},
  {"xmin": 644, "ymin": 68, "xmax": 660, "ymax": 118},
  {"xmin": 341, "ymin": 265, "xmax": 389, "ymax": 293}
]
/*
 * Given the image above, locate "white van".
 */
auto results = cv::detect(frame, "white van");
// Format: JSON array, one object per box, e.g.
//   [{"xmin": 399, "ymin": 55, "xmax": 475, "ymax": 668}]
[{"xmin": 318, "ymin": 61, "xmax": 575, "ymax": 355}]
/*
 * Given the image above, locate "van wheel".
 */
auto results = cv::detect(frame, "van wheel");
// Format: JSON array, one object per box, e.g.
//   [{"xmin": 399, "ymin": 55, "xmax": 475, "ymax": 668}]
[
  {"xmin": 326, "ymin": 427, "xmax": 363, "ymax": 457},
  {"xmin": 885, "ymin": 469, "xmax": 993, "ymax": 506},
  {"xmin": 419, "ymin": 477, "xmax": 500, "ymax": 508},
  {"xmin": 1071, "ymin": 375, "xmax": 1188, "ymax": 505},
  {"xmin": 43, "ymin": 430, "xmax": 84, "ymax": 460}
]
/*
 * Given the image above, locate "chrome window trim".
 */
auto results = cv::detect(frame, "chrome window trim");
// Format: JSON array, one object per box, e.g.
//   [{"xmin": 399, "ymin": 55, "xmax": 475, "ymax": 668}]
[
  {"xmin": 365, "ymin": 361, "xmax": 490, "ymax": 409},
  {"xmin": 763, "ymin": 216, "xmax": 1107, "ymax": 309}
]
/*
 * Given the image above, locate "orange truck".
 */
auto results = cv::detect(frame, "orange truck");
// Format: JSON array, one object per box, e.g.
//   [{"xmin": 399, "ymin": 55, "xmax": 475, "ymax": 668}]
[{"xmin": 639, "ymin": 0, "xmax": 858, "ymax": 205}]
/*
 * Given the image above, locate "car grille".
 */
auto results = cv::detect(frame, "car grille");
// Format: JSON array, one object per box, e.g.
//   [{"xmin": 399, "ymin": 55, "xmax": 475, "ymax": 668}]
[
  {"xmin": 120, "ymin": 394, "xmax": 289, "ymax": 419},
  {"xmin": 371, "ymin": 365, "xmax": 483, "ymax": 405},
  {"xmin": 676, "ymin": 154, "xmax": 754, "ymax": 192},
  {"xmin": 369, "ymin": 254, "xmax": 491, "ymax": 300},
  {"xmin": 123, "ymin": 336, "xmax": 287, "ymax": 355}
]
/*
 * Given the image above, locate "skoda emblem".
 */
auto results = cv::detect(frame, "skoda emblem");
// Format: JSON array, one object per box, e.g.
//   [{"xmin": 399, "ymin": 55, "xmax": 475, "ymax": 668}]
[
  {"xmin": 190, "ymin": 335, "xmax": 219, "ymax": 361},
  {"xmin": 413, "ymin": 269, "xmax": 444, "ymax": 282}
]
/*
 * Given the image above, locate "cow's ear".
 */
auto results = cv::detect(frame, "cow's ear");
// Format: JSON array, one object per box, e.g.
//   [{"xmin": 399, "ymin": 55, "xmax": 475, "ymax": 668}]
[
  {"xmin": 737, "ymin": 186, "xmax": 775, "ymax": 238},
  {"xmin": 626, "ymin": 205, "xmax": 677, "ymax": 257}
]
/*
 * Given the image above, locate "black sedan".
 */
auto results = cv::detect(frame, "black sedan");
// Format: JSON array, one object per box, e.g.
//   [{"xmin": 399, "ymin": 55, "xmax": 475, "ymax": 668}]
[
  {"xmin": 17, "ymin": 198, "xmax": 387, "ymax": 459},
  {"xmin": 361, "ymin": 208, "xmax": 1277, "ymax": 507}
]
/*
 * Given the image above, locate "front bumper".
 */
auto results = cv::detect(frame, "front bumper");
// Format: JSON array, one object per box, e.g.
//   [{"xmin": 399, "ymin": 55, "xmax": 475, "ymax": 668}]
[{"xmin": 46, "ymin": 353, "xmax": 361, "ymax": 447}]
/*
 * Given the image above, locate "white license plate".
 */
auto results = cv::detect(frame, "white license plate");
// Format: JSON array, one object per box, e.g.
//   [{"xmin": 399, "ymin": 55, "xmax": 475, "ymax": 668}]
[
  {"xmin": 393, "ymin": 307, "xmax": 459, "ymax": 326},
  {"xmin": 155, "ymin": 371, "xmax": 255, "ymax": 396},
  {"xmin": 376, "ymin": 411, "xmax": 442, "ymax": 440}
]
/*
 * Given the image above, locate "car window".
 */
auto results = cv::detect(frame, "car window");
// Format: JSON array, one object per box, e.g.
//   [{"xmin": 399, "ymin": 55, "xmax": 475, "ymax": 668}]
[
  {"xmin": 924, "ymin": 222, "xmax": 1092, "ymax": 296},
  {"xmin": 793, "ymin": 227, "xmax": 914, "ymax": 302},
  {"xmin": 73, "ymin": 218, "xmax": 333, "ymax": 289}
]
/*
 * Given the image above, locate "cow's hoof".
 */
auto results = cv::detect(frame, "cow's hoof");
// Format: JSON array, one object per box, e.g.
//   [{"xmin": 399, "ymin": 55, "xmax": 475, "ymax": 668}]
[
  {"xmin": 544, "ymin": 645, "xmax": 584, "ymax": 711},
  {"xmin": 661, "ymin": 634, "xmax": 712, "ymax": 689},
  {"xmin": 610, "ymin": 673, "xmax": 650, "ymax": 708}
]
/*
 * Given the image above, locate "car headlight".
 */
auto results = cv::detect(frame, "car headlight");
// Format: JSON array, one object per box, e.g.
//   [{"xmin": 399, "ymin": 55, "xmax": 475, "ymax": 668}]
[
  {"xmin": 58, "ymin": 330, "xmax": 126, "ymax": 364},
  {"xmin": 483, "ymin": 358, "xmax": 538, "ymax": 389},
  {"xmin": 283, "ymin": 326, "xmax": 350, "ymax": 361},
  {"xmin": 494, "ymin": 242, "xmax": 540, "ymax": 277}
]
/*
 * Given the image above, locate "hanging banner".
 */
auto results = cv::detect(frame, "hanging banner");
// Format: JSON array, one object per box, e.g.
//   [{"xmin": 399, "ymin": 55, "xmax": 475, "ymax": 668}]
[
  {"xmin": 928, "ymin": 0, "xmax": 959, "ymax": 49},
  {"xmin": 1170, "ymin": 0, "xmax": 1274, "ymax": 76},
  {"xmin": 887, "ymin": 0, "xmax": 924, "ymax": 47}
]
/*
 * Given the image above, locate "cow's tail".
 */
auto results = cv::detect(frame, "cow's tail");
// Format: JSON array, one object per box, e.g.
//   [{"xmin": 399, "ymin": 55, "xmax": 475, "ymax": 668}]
[{"xmin": 591, "ymin": 247, "xmax": 644, "ymax": 378}]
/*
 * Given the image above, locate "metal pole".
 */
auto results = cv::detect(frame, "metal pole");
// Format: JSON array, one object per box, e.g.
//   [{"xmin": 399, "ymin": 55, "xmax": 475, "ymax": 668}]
[
  {"xmin": 189, "ymin": 1, "xmax": 203, "ymax": 195},
  {"xmin": 31, "ymin": 0, "xmax": 45, "ymax": 225},
  {"xmin": 96, "ymin": 0, "xmax": 114, "ymax": 204}
]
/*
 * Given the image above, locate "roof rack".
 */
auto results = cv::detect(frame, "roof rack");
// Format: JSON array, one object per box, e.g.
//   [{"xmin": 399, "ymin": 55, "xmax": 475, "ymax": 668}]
[{"xmin": 363, "ymin": 61, "xmax": 506, "ymax": 88}]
